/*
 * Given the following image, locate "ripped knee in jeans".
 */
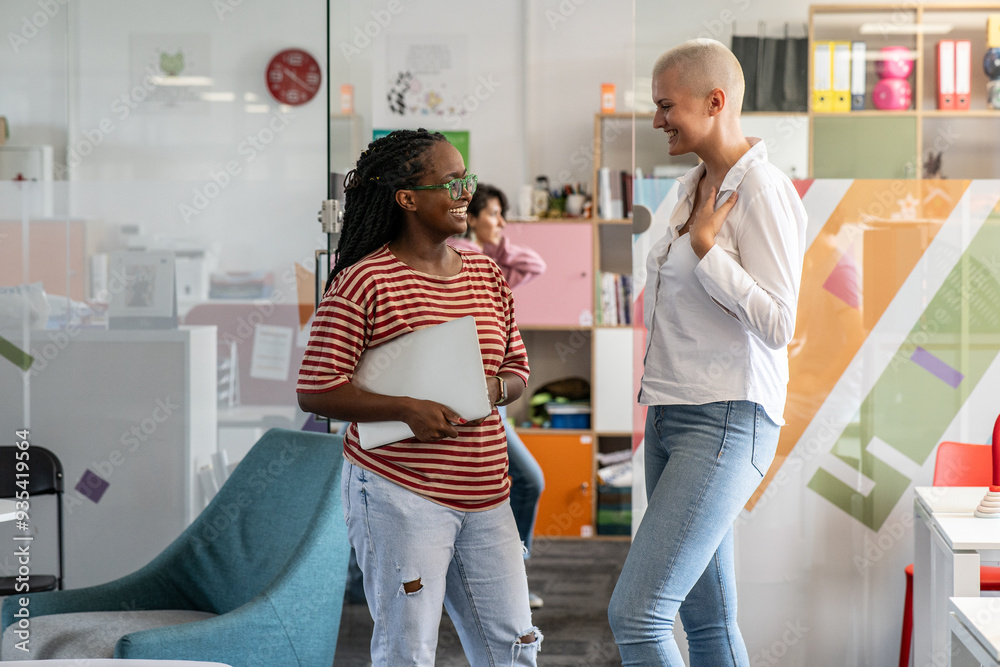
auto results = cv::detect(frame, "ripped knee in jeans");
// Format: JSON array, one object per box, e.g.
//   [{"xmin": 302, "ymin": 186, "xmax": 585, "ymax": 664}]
[
  {"xmin": 511, "ymin": 625, "xmax": 543, "ymax": 662},
  {"xmin": 402, "ymin": 577, "xmax": 422, "ymax": 594}
]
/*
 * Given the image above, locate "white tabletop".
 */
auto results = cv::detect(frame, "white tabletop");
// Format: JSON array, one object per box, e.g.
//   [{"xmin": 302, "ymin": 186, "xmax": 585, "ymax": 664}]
[
  {"xmin": 935, "ymin": 515, "xmax": 1000, "ymax": 550},
  {"xmin": 914, "ymin": 486, "xmax": 1000, "ymax": 551},
  {"xmin": 0, "ymin": 498, "xmax": 17, "ymax": 522},
  {"xmin": 915, "ymin": 486, "xmax": 992, "ymax": 515},
  {"xmin": 950, "ymin": 597, "xmax": 1000, "ymax": 661}
]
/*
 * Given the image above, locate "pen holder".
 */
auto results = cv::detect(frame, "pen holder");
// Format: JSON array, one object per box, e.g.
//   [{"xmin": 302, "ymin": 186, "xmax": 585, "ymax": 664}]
[{"xmin": 566, "ymin": 193, "xmax": 586, "ymax": 217}]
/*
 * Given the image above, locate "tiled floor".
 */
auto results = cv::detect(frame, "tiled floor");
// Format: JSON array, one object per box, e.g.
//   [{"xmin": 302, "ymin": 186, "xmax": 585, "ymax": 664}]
[{"xmin": 334, "ymin": 538, "xmax": 630, "ymax": 666}]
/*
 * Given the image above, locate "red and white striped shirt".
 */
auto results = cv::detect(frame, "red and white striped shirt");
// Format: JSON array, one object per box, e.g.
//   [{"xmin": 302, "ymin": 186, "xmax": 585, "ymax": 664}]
[{"xmin": 297, "ymin": 244, "xmax": 530, "ymax": 511}]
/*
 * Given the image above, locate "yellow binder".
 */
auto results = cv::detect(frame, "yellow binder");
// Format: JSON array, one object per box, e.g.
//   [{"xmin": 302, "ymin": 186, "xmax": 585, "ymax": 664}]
[
  {"xmin": 832, "ymin": 41, "xmax": 852, "ymax": 112},
  {"xmin": 812, "ymin": 42, "xmax": 834, "ymax": 112}
]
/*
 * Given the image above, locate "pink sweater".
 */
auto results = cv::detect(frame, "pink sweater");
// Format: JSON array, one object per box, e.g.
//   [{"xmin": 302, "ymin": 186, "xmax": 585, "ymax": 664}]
[{"xmin": 448, "ymin": 235, "xmax": 547, "ymax": 289}]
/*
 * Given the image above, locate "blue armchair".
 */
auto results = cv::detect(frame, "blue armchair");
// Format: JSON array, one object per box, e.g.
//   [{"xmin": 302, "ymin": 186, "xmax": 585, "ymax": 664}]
[{"xmin": 1, "ymin": 428, "xmax": 350, "ymax": 666}]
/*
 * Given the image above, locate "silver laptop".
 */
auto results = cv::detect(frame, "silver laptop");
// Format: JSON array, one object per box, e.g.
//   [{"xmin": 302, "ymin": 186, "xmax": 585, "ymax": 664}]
[{"xmin": 352, "ymin": 316, "xmax": 493, "ymax": 449}]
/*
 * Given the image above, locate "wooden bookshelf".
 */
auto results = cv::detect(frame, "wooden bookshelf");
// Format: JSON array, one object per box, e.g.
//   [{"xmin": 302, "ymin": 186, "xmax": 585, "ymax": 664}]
[{"xmin": 809, "ymin": 3, "xmax": 1000, "ymax": 178}]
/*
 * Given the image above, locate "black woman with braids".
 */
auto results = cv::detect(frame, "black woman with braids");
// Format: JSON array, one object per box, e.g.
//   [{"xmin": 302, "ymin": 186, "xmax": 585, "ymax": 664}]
[{"xmin": 297, "ymin": 129, "xmax": 541, "ymax": 666}]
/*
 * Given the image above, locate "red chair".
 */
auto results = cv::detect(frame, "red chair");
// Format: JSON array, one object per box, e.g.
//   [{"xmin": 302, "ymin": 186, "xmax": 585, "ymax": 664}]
[{"xmin": 899, "ymin": 428, "xmax": 1000, "ymax": 667}]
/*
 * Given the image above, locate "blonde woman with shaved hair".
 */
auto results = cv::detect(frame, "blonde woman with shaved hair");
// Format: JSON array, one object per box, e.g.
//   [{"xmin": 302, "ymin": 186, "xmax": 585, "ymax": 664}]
[{"xmin": 608, "ymin": 39, "xmax": 807, "ymax": 666}]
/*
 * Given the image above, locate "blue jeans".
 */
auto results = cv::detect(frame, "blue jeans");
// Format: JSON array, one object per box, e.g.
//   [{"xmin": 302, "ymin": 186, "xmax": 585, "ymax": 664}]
[
  {"xmin": 342, "ymin": 461, "xmax": 542, "ymax": 666},
  {"xmin": 608, "ymin": 401, "xmax": 779, "ymax": 666},
  {"xmin": 500, "ymin": 406, "xmax": 545, "ymax": 558}
]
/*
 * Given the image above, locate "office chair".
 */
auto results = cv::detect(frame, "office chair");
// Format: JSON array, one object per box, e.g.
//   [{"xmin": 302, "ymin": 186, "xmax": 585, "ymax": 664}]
[
  {"xmin": 0, "ymin": 445, "xmax": 64, "ymax": 594},
  {"xmin": 898, "ymin": 436, "xmax": 1000, "ymax": 667},
  {"xmin": 1, "ymin": 429, "xmax": 350, "ymax": 667}
]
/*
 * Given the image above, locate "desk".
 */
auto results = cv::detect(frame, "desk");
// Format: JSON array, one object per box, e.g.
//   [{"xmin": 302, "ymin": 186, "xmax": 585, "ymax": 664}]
[
  {"xmin": 0, "ymin": 327, "xmax": 216, "ymax": 588},
  {"xmin": 914, "ymin": 487, "xmax": 1000, "ymax": 665},
  {"xmin": 949, "ymin": 597, "xmax": 1000, "ymax": 667},
  {"xmin": 0, "ymin": 499, "xmax": 17, "ymax": 522}
]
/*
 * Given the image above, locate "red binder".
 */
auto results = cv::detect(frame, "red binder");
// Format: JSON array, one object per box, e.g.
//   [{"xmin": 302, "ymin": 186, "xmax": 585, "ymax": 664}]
[
  {"xmin": 955, "ymin": 40, "xmax": 972, "ymax": 111},
  {"xmin": 937, "ymin": 40, "xmax": 955, "ymax": 110}
]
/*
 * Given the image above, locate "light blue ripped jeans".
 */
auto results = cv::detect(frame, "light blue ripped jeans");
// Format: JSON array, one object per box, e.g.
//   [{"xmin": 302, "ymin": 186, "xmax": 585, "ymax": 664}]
[
  {"xmin": 608, "ymin": 400, "xmax": 780, "ymax": 666},
  {"xmin": 342, "ymin": 461, "xmax": 542, "ymax": 666}
]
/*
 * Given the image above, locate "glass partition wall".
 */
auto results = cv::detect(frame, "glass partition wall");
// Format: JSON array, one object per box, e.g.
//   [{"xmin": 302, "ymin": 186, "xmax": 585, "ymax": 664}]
[
  {"xmin": 0, "ymin": 0, "xmax": 327, "ymax": 589},
  {"xmin": 12, "ymin": 3, "xmax": 996, "ymax": 664},
  {"xmin": 1, "ymin": 0, "xmax": 635, "ymax": 596}
]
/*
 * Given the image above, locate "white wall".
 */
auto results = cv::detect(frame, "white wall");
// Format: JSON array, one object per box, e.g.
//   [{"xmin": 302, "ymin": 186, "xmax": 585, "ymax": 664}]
[
  {"xmin": 526, "ymin": 0, "xmax": 633, "ymax": 190},
  {"xmin": 328, "ymin": 2, "xmax": 526, "ymax": 198},
  {"xmin": 0, "ymin": 0, "xmax": 801, "ymax": 280},
  {"xmin": 1, "ymin": 0, "xmax": 70, "ymax": 161},
  {"xmin": 3, "ymin": 0, "xmax": 329, "ymax": 282},
  {"xmin": 327, "ymin": 1, "xmax": 633, "ymax": 204}
]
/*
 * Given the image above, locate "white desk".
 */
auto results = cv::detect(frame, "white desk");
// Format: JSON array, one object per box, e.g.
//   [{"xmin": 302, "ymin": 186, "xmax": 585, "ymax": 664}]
[
  {"xmin": 914, "ymin": 487, "xmax": 1000, "ymax": 665},
  {"xmin": 0, "ymin": 326, "xmax": 217, "ymax": 588},
  {"xmin": 0, "ymin": 499, "xmax": 17, "ymax": 522},
  {"xmin": 949, "ymin": 597, "xmax": 1000, "ymax": 667}
]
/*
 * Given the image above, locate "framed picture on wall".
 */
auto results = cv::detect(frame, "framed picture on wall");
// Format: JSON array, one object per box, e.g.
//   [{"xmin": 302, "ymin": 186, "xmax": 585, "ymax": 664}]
[{"xmin": 108, "ymin": 251, "xmax": 177, "ymax": 329}]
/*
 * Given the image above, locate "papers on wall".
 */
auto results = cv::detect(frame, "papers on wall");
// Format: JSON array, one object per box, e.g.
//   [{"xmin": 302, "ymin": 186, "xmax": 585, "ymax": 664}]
[
  {"xmin": 376, "ymin": 34, "xmax": 470, "ymax": 127},
  {"xmin": 249, "ymin": 324, "xmax": 293, "ymax": 381}
]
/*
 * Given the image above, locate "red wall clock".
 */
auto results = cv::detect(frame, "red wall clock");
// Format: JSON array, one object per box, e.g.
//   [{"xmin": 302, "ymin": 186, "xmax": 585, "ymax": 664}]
[{"xmin": 265, "ymin": 49, "xmax": 322, "ymax": 105}]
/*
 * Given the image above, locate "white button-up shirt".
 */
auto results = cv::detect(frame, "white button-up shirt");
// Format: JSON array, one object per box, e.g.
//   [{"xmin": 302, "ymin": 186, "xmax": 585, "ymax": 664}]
[{"xmin": 639, "ymin": 138, "xmax": 807, "ymax": 425}]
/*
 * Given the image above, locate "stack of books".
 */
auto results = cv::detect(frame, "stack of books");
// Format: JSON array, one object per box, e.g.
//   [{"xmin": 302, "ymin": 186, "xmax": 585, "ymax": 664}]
[
  {"xmin": 597, "ymin": 272, "xmax": 633, "ymax": 326},
  {"xmin": 208, "ymin": 271, "xmax": 274, "ymax": 299}
]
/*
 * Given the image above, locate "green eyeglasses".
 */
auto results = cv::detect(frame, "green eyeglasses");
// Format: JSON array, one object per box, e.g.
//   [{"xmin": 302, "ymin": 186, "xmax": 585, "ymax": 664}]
[{"xmin": 409, "ymin": 174, "xmax": 478, "ymax": 200}]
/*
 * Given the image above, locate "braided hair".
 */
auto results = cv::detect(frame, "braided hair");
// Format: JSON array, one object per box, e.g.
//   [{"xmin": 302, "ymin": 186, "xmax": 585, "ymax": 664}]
[{"xmin": 326, "ymin": 128, "xmax": 449, "ymax": 293}]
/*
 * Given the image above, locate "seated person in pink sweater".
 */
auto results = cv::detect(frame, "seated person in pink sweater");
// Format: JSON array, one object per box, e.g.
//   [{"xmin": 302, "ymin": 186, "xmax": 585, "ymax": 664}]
[
  {"xmin": 449, "ymin": 184, "xmax": 547, "ymax": 289},
  {"xmin": 449, "ymin": 184, "xmax": 548, "ymax": 608}
]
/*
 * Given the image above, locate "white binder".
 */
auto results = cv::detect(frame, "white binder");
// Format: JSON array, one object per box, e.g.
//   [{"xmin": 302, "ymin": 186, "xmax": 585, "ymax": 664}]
[{"xmin": 850, "ymin": 42, "xmax": 866, "ymax": 110}]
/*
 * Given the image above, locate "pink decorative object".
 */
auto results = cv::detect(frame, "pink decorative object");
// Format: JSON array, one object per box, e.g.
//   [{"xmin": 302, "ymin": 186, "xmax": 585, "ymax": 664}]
[
  {"xmin": 993, "ymin": 412, "xmax": 1000, "ymax": 487},
  {"xmin": 877, "ymin": 46, "xmax": 914, "ymax": 79},
  {"xmin": 974, "ymin": 413, "xmax": 1000, "ymax": 518},
  {"xmin": 872, "ymin": 77, "xmax": 912, "ymax": 110}
]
